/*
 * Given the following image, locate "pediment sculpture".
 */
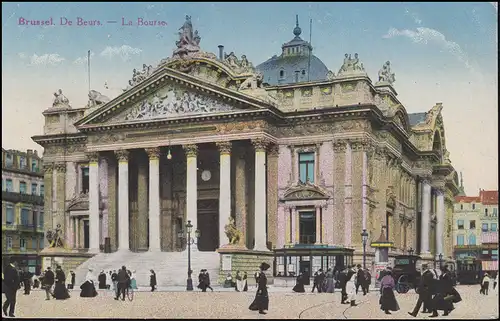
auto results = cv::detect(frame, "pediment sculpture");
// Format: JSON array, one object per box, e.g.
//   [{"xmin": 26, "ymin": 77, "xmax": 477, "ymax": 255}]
[
  {"xmin": 46, "ymin": 224, "xmax": 65, "ymax": 248},
  {"xmin": 283, "ymin": 181, "xmax": 329, "ymax": 200},
  {"xmin": 386, "ymin": 187, "xmax": 397, "ymax": 209},
  {"xmin": 52, "ymin": 89, "xmax": 71, "ymax": 108},
  {"xmin": 124, "ymin": 86, "xmax": 236, "ymax": 121},
  {"xmin": 127, "ymin": 64, "xmax": 155, "ymax": 88},
  {"xmin": 337, "ymin": 53, "xmax": 366, "ymax": 77},
  {"xmin": 172, "ymin": 15, "xmax": 201, "ymax": 59},
  {"xmin": 377, "ymin": 61, "xmax": 396, "ymax": 85},
  {"xmin": 67, "ymin": 190, "xmax": 89, "ymax": 211},
  {"xmin": 88, "ymin": 90, "xmax": 110, "ymax": 107},
  {"xmin": 223, "ymin": 52, "xmax": 255, "ymax": 75}
]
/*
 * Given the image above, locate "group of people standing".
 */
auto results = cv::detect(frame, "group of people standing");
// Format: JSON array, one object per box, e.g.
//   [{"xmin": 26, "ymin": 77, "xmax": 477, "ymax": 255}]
[
  {"xmin": 223, "ymin": 271, "xmax": 249, "ymax": 292},
  {"xmin": 480, "ymin": 272, "xmax": 498, "ymax": 295}
]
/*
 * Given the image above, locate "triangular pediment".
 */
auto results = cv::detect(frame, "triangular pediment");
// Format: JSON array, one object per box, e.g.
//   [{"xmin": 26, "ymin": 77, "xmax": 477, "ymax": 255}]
[
  {"xmin": 75, "ymin": 67, "xmax": 270, "ymax": 127},
  {"xmin": 282, "ymin": 182, "xmax": 329, "ymax": 201}
]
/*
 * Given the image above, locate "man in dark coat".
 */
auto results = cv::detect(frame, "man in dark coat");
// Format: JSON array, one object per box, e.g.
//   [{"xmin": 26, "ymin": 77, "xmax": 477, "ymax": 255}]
[
  {"xmin": 355, "ymin": 264, "xmax": 366, "ymax": 295},
  {"xmin": 115, "ymin": 266, "xmax": 130, "ymax": 301},
  {"xmin": 2, "ymin": 258, "xmax": 20, "ymax": 317},
  {"xmin": 70, "ymin": 271, "xmax": 76, "ymax": 289},
  {"xmin": 408, "ymin": 264, "xmax": 434, "ymax": 317},
  {"xmin": 42, "ymin": 267, "xmax": 55, "ymax": 300},
  {"xmin": 249, "ymin": 262, "xmax": 270, "ymax": 315},
  {"xmin": 430, "ymin": 266, "xmax": 456, "ymax": 317},
  {"xmin": 22, "ymin": 269, "xmax": 32, "ymax": 295},
  {"xmin": 98, "ymin": 271, "xmax": 107, "ymax": 289}
]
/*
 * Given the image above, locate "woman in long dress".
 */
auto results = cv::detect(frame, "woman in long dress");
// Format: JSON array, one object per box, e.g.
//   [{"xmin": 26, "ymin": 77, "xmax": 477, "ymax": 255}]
[
  {"xmin": 235, "ymin": 271, "xmax": 243, "ymax": 292},
  {"xmin": 242, "ymin": 272, "xmax": 248, "ymax": 292},
  {"xmin": 293, "ymin": 272, "xmax": 306, "ymax": 293},
  {"xmin": 346, "ymin": 266, "xmax": 357, "ymax": 306},
  {"xmin": 379, "ymin": 270, "xmax": 399, "ymax": 314},
  {"xmin": 249, "ymin": 263, "xmax": 270, "ymax": 315},
  {"xmin": 150, "ymin": 270, "xmax": 157, "ymax": 292},
  {"xmin": 80, "ymin": 268, "xmax": 98, "ymax": 298},
  {"xmin": 53, "ymin": 266, "xmax": 70, "ymax": 300},
  {"xmin": 325, "ymin": 268, "xmax": 335, "ymax": 293},
  {"xmin": 130, "ymin": 270, "xmax": 138, "ymax": 290}
]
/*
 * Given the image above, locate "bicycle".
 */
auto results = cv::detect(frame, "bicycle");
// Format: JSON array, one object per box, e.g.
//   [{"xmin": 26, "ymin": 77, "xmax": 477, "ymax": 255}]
[{"xmin": 126, "ymin": 286, "xmax": 134, "ymax": 301}]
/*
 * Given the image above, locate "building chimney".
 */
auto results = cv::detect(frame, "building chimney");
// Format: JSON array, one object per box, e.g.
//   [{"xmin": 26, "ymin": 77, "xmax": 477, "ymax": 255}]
[{"xmin": 218, "ymin": 45, "xmax": 224, "ymax": 60}]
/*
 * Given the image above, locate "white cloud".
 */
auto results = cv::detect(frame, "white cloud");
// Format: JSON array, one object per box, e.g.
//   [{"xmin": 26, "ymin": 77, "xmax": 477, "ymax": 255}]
[
  {"xmin": 18, "ymin": 53, "xmax": 65, "ymax": 66},
  {"xmin": 100, "ymin": 45, "xmax": 142, "ymax": 62},
  {"xmin": 73, "ymin": 51, "xmax": 95, "ymax": 65},
  {"xmin": 383, "ymin": 27, "xmax": 476, "ymax": 73}
]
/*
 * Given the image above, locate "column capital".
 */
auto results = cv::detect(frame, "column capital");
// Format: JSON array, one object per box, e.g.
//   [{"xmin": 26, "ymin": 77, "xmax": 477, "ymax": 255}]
[
  {"xmin": 145, "ymin": 147, "xmax": 161, "ymax": 160},
  {"xmin": 86, "ymin": 151, "xmax": 99, "ymax": 163},
  {"xmin": 315, "ymin": 204, "xmax": 322, "ymax": 209},
  {"xmin": 114, "ymin": 149, "xmax": 129, "ymax": 162},
  {"xmin": 251, "ymin": 138, "xmax": 269, "ymax": 152},
  {"xmin": 54, "ymin": 162, "xmax": 66, "ymax": 173},
  {"xmin": 43, "ymin": 163, "xmax": 54, "ymax": 174},
  {"xmin": 350, "ymin": 139, "xmax": 372, "ymax": 152},
  {"xmin": 183, "ymin": 144, "xmax": 198, "ymax": 158},
  {"xmin": 216, "ymin": 141, "xmax": 232, "ymax": 155},
  {"xmin": 267, "ymin": 144, "xmax": 280, "ymax": 157},
  {"xmin": 333, "ymin": 139, "xmax": 347, "ymax": 152}
]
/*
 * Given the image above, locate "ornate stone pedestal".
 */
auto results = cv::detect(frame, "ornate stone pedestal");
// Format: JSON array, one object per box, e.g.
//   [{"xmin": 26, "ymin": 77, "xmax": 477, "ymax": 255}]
[
  {"xmin": 39, "ymin": 247, "xmax": 95, "ymax": 273},
  {"xmin": 216, "ymin": 247, "xmax": 274, "ymax": 286}
]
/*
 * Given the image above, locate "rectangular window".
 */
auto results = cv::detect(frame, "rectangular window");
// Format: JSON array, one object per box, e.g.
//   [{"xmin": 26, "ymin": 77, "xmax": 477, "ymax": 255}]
[
  {"xmin": 40, "ymin": 184, "xmax": 45, "ymax": 197},
  {"xmin": 469, "ymin": 220, "xmax": 476, "ymax": 229},
  {"xmin": 482, "ymin": 250, "xmax": 489, "ymax": 255},
  {"xmin": 491, "ymin": 223, "xmax": 497, "ymax": 232},
  {"xmin": 482, "ymin": 223, "xmax": 488, "ymax": 232},
  {"xmin": 21, "ymin": 209, "xmax": 30, "ymax": 226},
  {"xmin": 493, "ymin": 208, "xmax": 498, "ymax": 217},
  {"xmin": 457, "ymin": 220, "xmax": 464, "ymax": 230},
  {"xmin": 19, "ymin": 181, "xmax": 27, "ymax": 194},
  {"xmin": 31, "ymin": 159, "xmax": 37, "ymax": 172},
  {"xmin": 6, "ymin": 154, "xmax": 13, "ymax": 167},
  {"xmin": 19, "ymin": 156, "xmax": 26, "ymax": 169},
  {"xmin": 485, "ymin": 208, "xmax": 489, "ymax": 216},
  {"xmin": 298, "ymin": 211, "xmax": 316, "ymax": 244},
  {"xmin": 472, "ymin": 203, "xmax": 476, "ymax": 210},
  {"xmin": 298, "ymin": 152, "xmax": 315, "ymax": 184},
  {"xmin": 39, "ymin": 237, "xmax": 44, "ymax": 249},
  {"xmin": 6, "ymin": 237, "xmax": 13, "ymax": 250},
  {"xmin": 81, "ymin": 167, "xmax": 90, "ymax": 193},
  {"xmin": 492, "ymin": 250, "xmax": 498, "ymax": 260},
  {"xmin": 457, "ymin": 235, "xmax": 465, "ymax": 245},
  {"xmin": 31, "ymin": 183, "xmax": 37, "ymax": 195},
  {"xmin": 38, "ymin": 211, "xmax": 44, "ymax": 227},
  {"xmin": 20, "ymin": 238, "xmax": 26, "ymax": 251},
  {"xmin": 6, "ymin": 206, "xmax": 14, "ymax": 225},
  {"xmin": 6, "ymin": 179, "xmax": 13, "ymax": 192}
]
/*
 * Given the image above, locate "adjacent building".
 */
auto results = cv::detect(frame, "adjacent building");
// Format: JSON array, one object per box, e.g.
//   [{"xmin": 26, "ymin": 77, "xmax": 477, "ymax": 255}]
[
  {"xmin": 31, "ymin": 16, "xmax": 460, "ymax": 285},
  {"xmin": 2, "ymin": 148, "xmax": 45, "ymax": 273}
]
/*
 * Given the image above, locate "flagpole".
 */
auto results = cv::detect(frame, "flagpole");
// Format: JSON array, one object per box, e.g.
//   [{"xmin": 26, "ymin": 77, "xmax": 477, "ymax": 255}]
[{"xmin": 88, "ymin": 50, "xmax": 91, "ymax": 95}]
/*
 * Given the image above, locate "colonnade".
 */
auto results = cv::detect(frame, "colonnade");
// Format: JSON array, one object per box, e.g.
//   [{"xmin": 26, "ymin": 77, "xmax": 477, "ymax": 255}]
[{"xmin": 419, "ymin": 179, "xmax": 445, "ymax": 258}]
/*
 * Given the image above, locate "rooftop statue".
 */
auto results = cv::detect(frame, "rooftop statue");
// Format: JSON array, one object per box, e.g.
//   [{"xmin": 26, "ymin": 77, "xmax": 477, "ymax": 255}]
[
  {"xmin": 377, "ymin": 61, "xmax": 396, "ymax": 85},
  {"xmin": 223, "ymin": 52, "xmax": 255, "ymax": 75},
  {"xmin": 128, "ymin": 63, "xmax": 155, "ymax": 88},
  {"xmin": 337, "ymin": 53, "xmax": 365, "ymax": 76},
  {"xmin": 172, "ymin": 15, "xmax": 201, "ymax": 59},
  {"xmin": 88, "ymin": 90, "xmax": 110, "ymax": 107},
  {"xmin": 52, "ymin": 89, "xmax": 70, "ymax": 108}
]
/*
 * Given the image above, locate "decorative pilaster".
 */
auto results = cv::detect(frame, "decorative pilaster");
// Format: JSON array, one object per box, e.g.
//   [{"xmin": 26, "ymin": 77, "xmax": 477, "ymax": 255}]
[
  {"xmin": 87, "ymin": 152, "xmax": 100, "ymax": 253},
  {"xmin": 234, "ymin": 147, "xmax": 247, "ymax": 248},
  {"xmin": 43, "ymin": 164, "xmax": 54, "ymax": 248},
  {"xmin": 146, "ymin": 147, "xmax": 161, "ymax": 252},
  {"xmin": 333, "ymin": 140, "xmax": 347, "ymax": 245},
  {"xmin": 54, "ymin": 162, "xmax": 66, "ymax": 246},
  {"xmin": 291, "ymin": 206, "xmax": 297, "ymax": 244},
  {"xmin": 137, "ymin": 156, "xmax": 149, "ymax": 251},
  {"xmin": 107, "ymin": 155, "xmax": 118, "ymax": 251},
  {"xmin": 115, "ymin": 150, "xmax": 130, "ymax": 251},
  {"xmin": 183, "ymin": 144, "xmax": 198, "ymax": 250},
  {"xmin": 315, "ymin": 204, "xmax": 321, "ymax": 244},
  {"xmin": 252, "ymin": 138, "xmax": 269, "ymax": 251},
  {"xmin": 435, "ymin": 187, "xmax": 445, "ymax": 259},
  {"xmin": 267, "ymin": 144, "xmax": 279, "ymax": 249},
  {"xmin": 344, "ymin": 141, "xmax": 353, "ymax": 247},
  {"xmin": 217, "ymin": 142, "xmax": 232, "ymax": 247}
]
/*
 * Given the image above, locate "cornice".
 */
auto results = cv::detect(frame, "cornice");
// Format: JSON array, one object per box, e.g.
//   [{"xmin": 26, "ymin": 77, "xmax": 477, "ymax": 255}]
[{"xmin": 31, "ymin": 134, "xmax": 87, "ymax": 146}]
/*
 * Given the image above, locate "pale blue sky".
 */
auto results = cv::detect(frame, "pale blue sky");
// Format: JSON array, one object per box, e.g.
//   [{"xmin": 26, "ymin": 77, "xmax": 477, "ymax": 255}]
[{"xmin": 1, "ymin": 2, "xmax": 498, "ymax": 195}]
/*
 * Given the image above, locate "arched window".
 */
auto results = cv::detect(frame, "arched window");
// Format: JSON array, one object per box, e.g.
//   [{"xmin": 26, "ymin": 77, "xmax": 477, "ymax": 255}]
[
  {"xmin": 468, "ymin": 234, "xmax": 476, "ymax": 245},
  {"xmin": 279, "ymin": 70, "xmax": 285, "ymax": 79}
]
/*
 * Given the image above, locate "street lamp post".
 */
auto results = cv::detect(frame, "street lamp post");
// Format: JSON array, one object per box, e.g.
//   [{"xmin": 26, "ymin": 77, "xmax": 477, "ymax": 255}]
[
  {"xmin": 361, "ymin": 229, "xmax": 369, "ymax": 269},
  {"xmin": 181, "ymin": 220, "xmax": 200, "ymax": 291}
]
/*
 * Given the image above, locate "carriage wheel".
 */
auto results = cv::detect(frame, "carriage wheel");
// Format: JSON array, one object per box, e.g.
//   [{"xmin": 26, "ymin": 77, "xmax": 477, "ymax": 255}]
[{"xmin": 396, "ymin": 275, "xmax": 410, "ymax": 294}]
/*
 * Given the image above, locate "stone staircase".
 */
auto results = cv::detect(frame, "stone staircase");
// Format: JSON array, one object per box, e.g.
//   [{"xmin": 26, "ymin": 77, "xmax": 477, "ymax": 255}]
[{"xmin": 74, "ymin": 250, "xmax": 220, "ymax": 287}]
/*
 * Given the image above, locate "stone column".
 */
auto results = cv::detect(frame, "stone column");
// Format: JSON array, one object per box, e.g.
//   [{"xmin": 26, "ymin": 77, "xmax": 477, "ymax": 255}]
[
  {"xmin": 234, "ymin": 147, "xmax": 247, "ymax": 248},
  {"xmin": 75, "ymin": 218, "xmax": 81, "ymax": 249},
  {"xmin": 107, "ymin": 156, "xmax": 118, "ymax": 251},
  {"xmin": 42, "ymin": 164, "xmax": 54, "ymax": 248},
  {"xmin": 137, "ymin": 157, "xmax": 149, "ymax": 251},
  {"xmin": 291, "ymin": 206, "xmax": 297, "ymax": 244},
  {"xmin": 436, "ymin": 188, "xmax": 445, "ymax": 259},
  {"xmin": 87, "ymin": 152, "xmax": 100, "ymax": 253},
  {"xmin": 315, "ymin": 205, "xmax": 321, "ymax": 244},
  {"xmin": 183, "ymin": 144, "xmax": 198, "ymax": 250},
  {"xmin": 115, "ymin": 150, "xmax": 130, "ymax": 251},
  {"xmin": 54, "ymin": 162, "xmax": 66, "ymax": 240},
  {"xmin": 217, "ymin": 142, "xmax": 232, "ymax": 247},
  {"xmin": 252, "ymin": 139, "xmax": 268, "ymax": 251},
  {"xmin": 146, "ymin": 148, "xmax": 161, "ymax": 252},
  {"xmin": 420, "ymin": 179, "xmax": 431, "ymax": 255},
  {"xmin": 69, "ymin": 217, "xmax": 75, "ymax": 249},
  {"xmin": 289, "ymin": 145, "xmax": 296, "ymax": 183},
  {"xmin": 266, "ymin": 144, "xmax": 279, "ymax": 249},
  {"xmin": 344, "ymin": 142, "xmax": 353, "ymax": 246},
  {"xmin": 278, "ymin": 205, "xmax": 286, "ymax": 248},
  {"xmin": 333, "ymin": 141, "xmax": 346, "ymax": 245}
]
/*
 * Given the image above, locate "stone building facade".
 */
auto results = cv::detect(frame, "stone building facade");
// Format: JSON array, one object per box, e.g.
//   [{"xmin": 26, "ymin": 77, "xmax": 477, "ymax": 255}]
[
  {"xmin": 2, "ymin": 148, "xmax": 45, "ymax": 272},
  {"xmin": 32, "ymin": 17, "xmax": 460, "ymax": 278}
]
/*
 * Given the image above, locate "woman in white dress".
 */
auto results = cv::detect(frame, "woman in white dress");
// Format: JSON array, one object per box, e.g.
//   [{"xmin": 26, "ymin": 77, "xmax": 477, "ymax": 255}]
[{"xmin": 346, "ymin": 266, "xmax": 358, "ymax": 307}]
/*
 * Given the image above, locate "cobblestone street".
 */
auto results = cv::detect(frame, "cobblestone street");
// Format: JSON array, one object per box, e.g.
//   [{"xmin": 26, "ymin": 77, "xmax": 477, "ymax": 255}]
[{"xmin": 2, "ymin": 285, "xmax": 498, "ymax": 319}]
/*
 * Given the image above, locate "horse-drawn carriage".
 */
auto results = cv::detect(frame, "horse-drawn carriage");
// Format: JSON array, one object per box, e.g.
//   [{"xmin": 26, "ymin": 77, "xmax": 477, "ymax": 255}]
[
  {"xmin": 456, "ymin": 257, "xmax": 481, "ymax": 285},
  {"xmin": 392, "ymin": 255, "xmax": 422, "ymax": 294}
]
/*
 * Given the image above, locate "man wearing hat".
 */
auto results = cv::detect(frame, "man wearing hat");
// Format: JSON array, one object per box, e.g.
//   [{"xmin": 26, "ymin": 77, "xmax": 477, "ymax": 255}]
[
  {"xmin": 355, "ymin": 264, "xmax": 366, "ymax": 295},
  {"xmin": 2, "ymin": 257, "xmax": 20, "ymax": 317},
  {"xmin": 42, "ymin": 267, "xmax": 55, "ymax": 300},
  {"xmin": 408, "ymin": 264, "xmax": 434, "ymax": 317}
]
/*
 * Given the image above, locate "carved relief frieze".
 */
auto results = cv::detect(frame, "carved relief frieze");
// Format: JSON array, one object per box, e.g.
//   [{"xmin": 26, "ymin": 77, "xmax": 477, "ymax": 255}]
[
  {"xmin": 273, "ymin": 120, "xmax": 369, "ymax": 138},
  {"xmin": 89, "ymin": 133, "xmax": 126, "ymax": 145},
  {"xmin": 282, "ymin": 181, "xmax": 329, "ymax": 201},
  {"xmin": 320, "ymin": 86, "xmax": 332, "ymax": 96},
  {"xmin": 215, "ymin": 120, "xmax": 267, "ymax": 135},
  {"xmin": 66, "ymin": 143, "xmax": 87, "ymax": 154},
  {"xmin": 340, "ymin": 82, "xmax": 356, "ymax": 93},
  {"xmin": 301, "ymin": 88, "xmax": 313, "ymax": 97},
  {"xmin": 349, "ymin": 139, "xmax": 372, "ymax": 152}
]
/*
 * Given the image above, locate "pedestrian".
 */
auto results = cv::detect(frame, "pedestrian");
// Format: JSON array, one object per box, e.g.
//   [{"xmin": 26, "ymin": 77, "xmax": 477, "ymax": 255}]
[
  {"xmin": 346, "ymin": 266, "xmax": 358, "ymax": 306},
  {"xmin": 379, "ymin": 269, "xmax": 400, "ymax": 315},
  {"xmin": 493, "ymin": 273, "xmax": 498, "ymax": 290},
  {"xmin": 235, "ymin": 271, "xmax": 243, "ymax": 292},
  {"xmin": 42, "ymin": 267, "xmax": 55, "ymax": 300},
  {"xmin": 224, "ymin": 272, "xmax": 233, "ymax": 288},
  {"xmin": 98, "ymin": 270, "xmax": 107, "ymax": 289},
  {"xmin": 481, "ymin": 273, "xmax": 490, "ymax": 295},
  {"xmin": 340, "ymin": 267, "xmax": 349, "ymax": 304},
  {"xmin": 2, "ymin": 257, "xmax": 20, "ymax": 317},
  {"xmin": 249, "ymin": 262, "xmax": 270, "ymax": 315},
  {"xmin": 53, "ymin": 266, "xmax": 70, "ymax": 300},
  {"xmin": 111, "ymin": 270, "xmax": 118, "ymax": 295},
  {"xmin": 80, "ymin": 268, "xmax": 98, "ymax": 298},
  {"xmin": 150, "ymin": 269, "xmax": 157, "ymax": 292},
  {"xmin": 363, "ymin": 269, "xmax": 371, "ymax": 294},
  {"xmin": 311, "ymin": 270, "xmax": 319, "ymax": 293},
  {"xmin": 242, "ymin": 272, "xmax": 248, "ymax": 292},
  {"xmin": 114, "ymin": 266, "xmax": 129, "ymax": 301},
  {"xmin": 408, "ymin": 264, "xmax": 434, "ymax": 317},
  {"xmin": 204, "ymin": 270, "xmax": 214, "ymax": 292},
  {"xmin": 325, "ymin": 268, "xmax": 335, "ymax": 293},
  {"xmin": 430, "ymin": 265, "xmax": 459, "ymax": 318},
  {"xmin": 70, "ymin": 270, "xmax": 76, "ymax": 289},
  {"xmin": 292, "ymin": 271, "xmax": 306, "ymax": 293},
  {"xmin": 130, "ymin": 270, "xmax": 138, "ymax": 290},
  {"xmin": 355, "ymin": 264, "xmax": 365, "ymax": 295},
  {"xmin": 22, "ymin": 269, "xmax": 32, "ymax": 295}
]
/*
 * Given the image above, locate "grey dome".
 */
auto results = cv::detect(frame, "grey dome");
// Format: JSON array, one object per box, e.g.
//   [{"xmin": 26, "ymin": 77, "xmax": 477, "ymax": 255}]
[{"xmin": 256, "ymin": 15, "xmax": 329, "ymax": 86}]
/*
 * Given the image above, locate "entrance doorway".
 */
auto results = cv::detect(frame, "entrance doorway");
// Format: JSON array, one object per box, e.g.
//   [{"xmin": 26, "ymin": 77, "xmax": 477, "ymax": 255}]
[
  {"xmin": 83, "ymin": 220, "xmax": 90, "ymax": 249},
  {"xmin": 299, "ymin": 260, "xmax": 311, "ymax": 285},
  {"xmin": 299, "ymin": 211, "xmax": 316, "ymax": 244},
  {"xmin": 197, "ymin": 199, "xmax": 219, "ymax": 251}
]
